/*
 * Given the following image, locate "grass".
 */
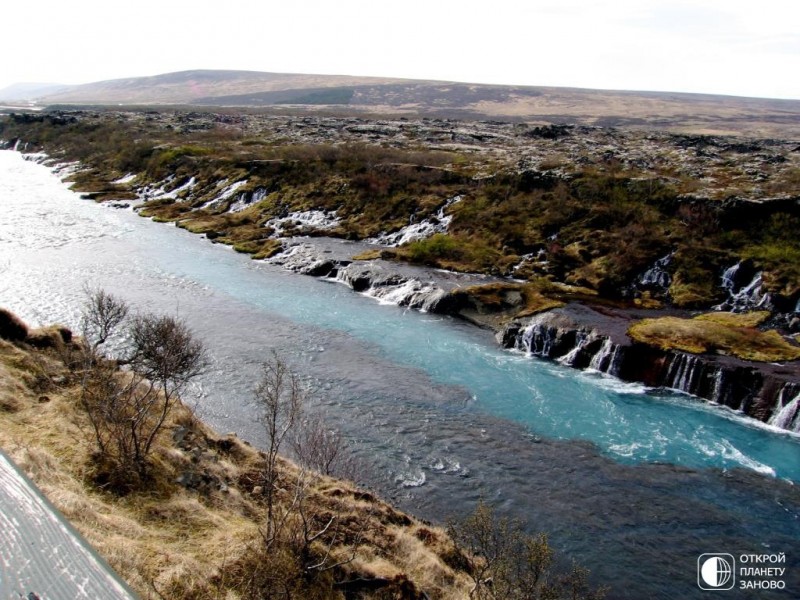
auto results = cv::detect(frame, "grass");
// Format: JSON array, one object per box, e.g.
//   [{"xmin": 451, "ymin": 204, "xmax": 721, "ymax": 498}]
[{"xmin": 628, "ymin": 312, "xmax": 800, "ymax": 362}]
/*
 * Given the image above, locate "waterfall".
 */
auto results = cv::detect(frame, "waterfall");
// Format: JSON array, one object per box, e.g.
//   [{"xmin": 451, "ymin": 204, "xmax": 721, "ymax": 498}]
[
  {"xmin": 266, "ymin": 209, "xmax": 341, "ymax": 236},
  {"xmin": 637, "ymin": 252, "xmax": 674, "ymax": 290},
  {"xmin": 720, "ymin": 263, "xmax": 740, "ymax": 294},
  {"xmin": 769, "ymin": 392, "xmax": 800, "ymax": 432},
  {"xmin": 362, "ymin": 279, "xmax": 446, "ymax": 312},
  {"xmin": 199, "ymin": 180, "xmax": 249, "ymax": 211},
  {"xmin": 331, "ymin": 263, "xmax": 447, "ymax": 312},
  {"xmin": 716, "ymin": 262, "xmax": 772, "ymax": 312},
  {"xmin": 366, "ymin": 195, "xmax": 462, "ymax": 246},
  {"xmin": 515, "ymin": 318, "xmax": 623, "ymax": 377},
  {"xmin": 732, "ymin": 272, "xmax": 768, "ymax": 308},
  {"xmin": 589, "ymin": 338, "xmax": 622, "ymax": 376},
  {"xmin": 13, "ymin": 139, "xmax": 21, "ymax": 152},
  {"xmin": 557, "ymin": 332, "xmax": 588, "ymax": 366},
  {"xmin": 710, "ymin": 369, "xmax": 727, "ymax": 406},
  {"xmin": 519, "ymin": 320, "xmax": 556, "ymax": 357},
  {"xmin": 663, "ymin": 353, "xmax": 703, "ymax": 395},
  {"xmin": 229, "ymin": 186, "xmax": 268, "ymax": 212}
]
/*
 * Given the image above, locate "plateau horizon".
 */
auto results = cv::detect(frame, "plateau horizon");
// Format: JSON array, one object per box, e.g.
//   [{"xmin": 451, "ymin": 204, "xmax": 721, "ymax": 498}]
[{"xmin": 2, "ymin": 0, "xmax": 799, "ymax": 100}]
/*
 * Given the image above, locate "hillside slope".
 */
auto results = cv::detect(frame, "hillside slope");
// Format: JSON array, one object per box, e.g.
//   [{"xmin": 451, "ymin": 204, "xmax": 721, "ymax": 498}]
[{"xmin": 24, "ymin": 69, "xmax": 800, "ymax": 138}]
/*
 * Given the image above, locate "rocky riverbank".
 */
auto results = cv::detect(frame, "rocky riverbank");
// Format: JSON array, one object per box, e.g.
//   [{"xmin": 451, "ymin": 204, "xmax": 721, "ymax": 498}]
[
  {"xmin": 262, "ymin": 240, "xmax": 800, "ymax": 432},
  {"xmin": 2, "ymin": 108, "xmax": 799, "ymax": 435}
]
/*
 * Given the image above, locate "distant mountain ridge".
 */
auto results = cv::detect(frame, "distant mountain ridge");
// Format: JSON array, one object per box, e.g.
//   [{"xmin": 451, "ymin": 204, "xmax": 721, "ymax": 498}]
[
  {"xmin": 4, "ymin": 69, "xmax": 800, "ymax": 137},
  {"xmin": 0, "ymin": 82, "xmax": 72, "ymax": 102}
]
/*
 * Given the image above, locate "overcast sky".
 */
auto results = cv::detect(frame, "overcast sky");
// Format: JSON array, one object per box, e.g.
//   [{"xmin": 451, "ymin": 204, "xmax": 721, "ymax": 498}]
[{"xmin": 3, "ymin": 0, "xmax": 798, "ymax": 99}]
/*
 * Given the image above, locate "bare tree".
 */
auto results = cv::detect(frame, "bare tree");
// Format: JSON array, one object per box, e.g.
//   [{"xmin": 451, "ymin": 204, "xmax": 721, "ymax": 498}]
[
  {"xmin": 254, "ymin": 351, "xmax": 303, "ymax": 529},
  {"xmin": 290, "ymin": 413, "xmax": 357, "ymax": 479},
  {"xmin": 78, "ymin": 291, "xmax": 208, "ymax": 485},
  {"xmin": 247, "ymin": 352, "xmax": 374, "ymax": 595},
  {"xmin": 81, "ymin": 287, "xmax": 128, "ymax": 358},
  {"xmin": 447, "ymin": 500, "xmax": 606, "ymax": 600},
  {"xmin": 79, "ymin": 290, "xmax": 130, "ymax": 461},
  {"xmin": 129, "ymin": 314, "xmax": 207, "ymax": 404}
]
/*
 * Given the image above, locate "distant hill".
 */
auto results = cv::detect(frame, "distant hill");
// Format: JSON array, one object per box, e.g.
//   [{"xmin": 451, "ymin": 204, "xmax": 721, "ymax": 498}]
[
  {"xmin": 0, "ymin": 82, "xmax": 71, "ymax": 102},
  {"xmin": 14, "ymin": 69, "xmax": 800, "ymax": 137}
]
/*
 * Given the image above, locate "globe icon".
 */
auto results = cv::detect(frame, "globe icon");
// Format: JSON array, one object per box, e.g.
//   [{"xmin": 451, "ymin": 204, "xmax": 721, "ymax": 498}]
[{"xmin": 701, "ymin": 556, "xmax": 733, "ymax": 588}]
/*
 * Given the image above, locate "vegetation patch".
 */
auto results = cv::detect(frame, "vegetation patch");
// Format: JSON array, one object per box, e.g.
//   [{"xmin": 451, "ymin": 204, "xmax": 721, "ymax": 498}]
[{"xmin": 628, "ymin": 313, "xmax": 800, "ymax": 362}]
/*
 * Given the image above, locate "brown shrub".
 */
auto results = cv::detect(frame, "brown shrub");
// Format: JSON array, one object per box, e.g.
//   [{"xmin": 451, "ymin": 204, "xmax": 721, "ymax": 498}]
[{"xmin": 0, "ymin": 308, "xmax": 28, "ymax": 341}]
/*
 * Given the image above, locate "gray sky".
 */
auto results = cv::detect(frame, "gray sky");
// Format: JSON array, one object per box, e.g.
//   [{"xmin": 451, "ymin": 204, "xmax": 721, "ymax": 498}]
[{"xmin": 3, "ymin": 0, "xmax": 799, "ymax": 99}]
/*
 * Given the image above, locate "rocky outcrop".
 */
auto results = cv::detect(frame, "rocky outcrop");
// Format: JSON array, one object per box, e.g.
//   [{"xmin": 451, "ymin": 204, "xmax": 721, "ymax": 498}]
[
  {"xmin": 266, "ymin": 239, "xmax": 476, "ymax": 312},
  {"xmin": 264, "ymin": 241, "xmax": 800, "ymax": 432},
  {"xmin": 499, "ymin": 305, "xmax": 800, "ymax": 432}
]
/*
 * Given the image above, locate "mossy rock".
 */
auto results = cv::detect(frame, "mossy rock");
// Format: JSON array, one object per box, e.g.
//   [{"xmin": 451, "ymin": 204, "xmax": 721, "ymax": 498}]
[{"xmin": 628, "ymin": 314, "xmax": 800, "ymax": 362}]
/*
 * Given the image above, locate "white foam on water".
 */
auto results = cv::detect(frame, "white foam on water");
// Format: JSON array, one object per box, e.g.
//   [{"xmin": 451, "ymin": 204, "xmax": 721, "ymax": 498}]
[
  {"xmin": 111, "ymin": 173, "xmax": 137, "ymax": 184},
  {"xmin": 199, "ymin": 180, "xmax": 248, "ymax": 210},
  {"xmin": 719, "ymin": 441, "xmax": 777, "ymax": 477},
  {"xmin": 267, "ymin": 210, "xmax": 341, "ymax": 235}
]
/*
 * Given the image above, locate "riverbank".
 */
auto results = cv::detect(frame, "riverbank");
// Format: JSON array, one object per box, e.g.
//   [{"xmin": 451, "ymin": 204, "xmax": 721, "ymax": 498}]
[
  {"xmin": 214, "ymin": 233, "xmax": 800, "ymax": 433},
  {"xmin": 0, "ymin": 310, "xmax": 480, "ymax": 598},
  {"xmin": 4, "ymin": 133, "xmax": 799, "ymax": 432}
]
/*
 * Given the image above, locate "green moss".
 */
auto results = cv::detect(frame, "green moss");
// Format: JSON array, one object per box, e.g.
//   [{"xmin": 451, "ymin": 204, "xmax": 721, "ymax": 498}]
[
  {"xmin": 628, "ymin": 315, "xmax": 800, "ymax": 362},
  {"xmin": 403, "ymin": 234, "xmax": 463, "ymax": 265},
  {"xmin": 252, "ymin": 240, "xmax": 284, "ymax": 260},
  {"xmin": 232, "ymin": 241, "xmax": 263, "ymax": 254},
  {"xmin": 695, "ymin": 311, "xmax": 770, "ymax": 328},
  {"xmin": 351, "ymin": 249, "xmax": 382, "ymax": 261}
]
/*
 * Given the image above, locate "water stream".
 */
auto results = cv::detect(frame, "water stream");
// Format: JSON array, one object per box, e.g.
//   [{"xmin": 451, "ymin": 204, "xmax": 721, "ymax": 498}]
[{"xmin": 1, "ymin": 150, "xmax": 798, "ymax": 599}]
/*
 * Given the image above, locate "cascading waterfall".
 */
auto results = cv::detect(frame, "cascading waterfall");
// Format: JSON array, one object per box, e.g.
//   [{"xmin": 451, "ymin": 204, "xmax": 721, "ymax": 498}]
[
  {"xmin": 589, "ymin": 338, "xmax": 623, "ymax": 376},
  {"xmin": 516, "ymin": 318, "xmax": 623, "ymax": 377},
  {"xmin": 266, "ymin": 209, "xmax": 341, "ymax": 236},
  {"xmin": 518, "ymin": 319, "xmax": 556, "ymax": 357},
  {"xmin": 711, "ymin": 369, "xmax": 728, "ymax": 407},
  {"xmin": 769, "ymin": 392, "xmax": 800, "ymax": 432},
  {"xmin": 199, "ymin": 180, "xmax": 249, "ymax": 210},
  {"xmin": 557, "ymin": 332, "xmax": 588, "ymax": 366},
  {"xmin": 366, "ymin": 195, "xmax": 462, "ymax": 246},
  {"xmin": 637, "ymin": 252, "xmax": 673, "ymax": 290},
  {"xmin": 228, "ymin": 187, "xmax": 268, "ymax": 213},
  {"xmin": 328, "ymin": 262, "xmax": 448, "ymax": 313},
  {"xmin": 716, "ymin": 262, "xmax": 772, "ymax": 312},
  {"xmin": 360, "ymin": 278, "xmax": 447, "ymax": 312},
  {"xmin": 663, "ymin": 353, "xmax": 705, "ymax": 395},
  {"xmin": 720, "ymin": 262, "xmax": 740, "ymax": 294}
]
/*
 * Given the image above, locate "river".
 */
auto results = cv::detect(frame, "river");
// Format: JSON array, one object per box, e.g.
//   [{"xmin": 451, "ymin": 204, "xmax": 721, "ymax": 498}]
[{"xmin": 1, "ymin": 149, "xmax": 798, "ymax": 599}]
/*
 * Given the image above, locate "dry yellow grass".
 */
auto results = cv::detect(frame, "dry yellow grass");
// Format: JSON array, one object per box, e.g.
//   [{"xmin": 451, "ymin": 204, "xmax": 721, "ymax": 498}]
[
  {"xmin": 628, "ymin": 312, "xmax": 800, "ymax": 362},
  {"xmin": 0, "ymin": 330, "xmax": 473, "ymax": 599},
  {"xmin": 694, "ymin": 310, "xmax": 771, "ymax": 328}
]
